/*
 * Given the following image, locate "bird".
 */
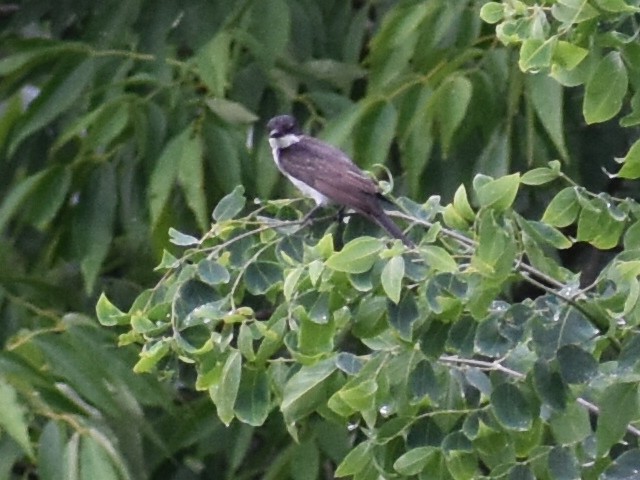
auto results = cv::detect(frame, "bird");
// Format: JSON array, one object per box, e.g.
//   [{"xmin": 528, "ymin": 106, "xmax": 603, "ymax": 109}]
[{"xmin": 266, "ymin": 114, "xmax": 414, "ymax": 247}]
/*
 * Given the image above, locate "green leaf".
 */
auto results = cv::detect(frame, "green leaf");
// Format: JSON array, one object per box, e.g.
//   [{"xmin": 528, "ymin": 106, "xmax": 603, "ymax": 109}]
[
  {"xmin": 475, "ymin": 173, "xmax": 520, "ymax": 211},
  {"xmin": 205, "ymin": 98, "xmax": 258, "ymax": 124},
  {"xmin": 133, "ymin": 339, "xmax": 171, "ymax": 373},
  {"xmin": 290, "ymin": 440, "xmax": 320, "ymax": 480},
  {"xmin": 491, "ymin": 383, "xmax": 533, "ymax": 431},
  {"xmin": 594, "ymin": 0, "xmax": 639, "ymax": 13},
  {"xmin": 234, "ymin": 368, "xmax": 270, "ymax": 426},
  {"xmin": 549, "ymin": 403, "xmax": 592, "ymax": 445},
  {"xmin": 335, "ymin": 441, "xmax": 371, "ymax": 477},
  {"xmin": 8, "ymin": 57, "xmax": 95, "ymax": 156},
  {"xmin": 210, "ymin": 351, "xmax": 242, "ymax": 426},
  {"xmin": 617, "ymin": 138, "xmax": 640, "ymax": 179},
  {"xmin": 281, "ymin": 359, "xmax": 336, "ymax": 427},
  {"xmin": 452, "ymin": 184, "xmax": 475, "ymax": 222},
  {"xmin": 195, "ymin": 32, "xmax": 231, "ymax": 97},
  {"xmin": 409, "ymin": 360, "xmax": 439, "ymax": 402},
  {"xmin": 552, "ymin": 41, "xmax": 588, "ymax": 70},
  {"xmin": 0, "ymin": 168, "xmax": 51, "ymax": 233},
  {"xmin": 177, "ymin": 130, "xmax": 208, "ymax": 230},
  {"xmin": 517, "ymin": 217, "xmax": 572, "ymax": 249},
  {"xmin": 212, "ymin": 185, "xmax": 246, "ymax": 222},
  {"xmin": 596, "ymin": 382, "xmax": 639, "ymax": 456},
  {"xmin": 198, "ymin": 260, "xmax": 230, "ymax": 286},
  {"xmin": 551, "ymin": 0, "xmax": 599, "ymax": 23},
  {"xmin": 245, "ymin": 261, "xmax": 282, "ymax": 295},
  {"xmin": 557, "ymin": 345, "xmax": 598, "ymax": 384},
  {"xmin": 148, "ymin": 127, "xmax": 190, "ymax": 228},
  {"xmin": 353, "ymin": 100, "xmax": 398, "ymax": 169},
  {"xmin": 519, "ymin": 37, "xmax": 556, "ymax": 72},
  {"xmin": 0, "ymin": 378, "xmax": 35, "ymax": 459},
  {"xmin": 325, "ymin": 237, "xmax": 383, "ymax": 274},
  {"xmin": 393, "ymin": 446, "xmax": 437, "ymax": 476},
  {"xmin": 548, "ymin": 446, "xmax": 580, "ymax": 480},
  {"xmin": 541, "ymin": 187, "xmax": 580, "ymax": 227},
  {"xmin": 601, "ymin": 450, "xmax": 640, "ymax": 480},
  {"xmin": 583, "ymin": 52, "xmax": 628, "ymax": 124},
  {"xmin": 533, "ymin": 361, "xmax": 567, "ymax": 411},
  {"xmin": 576, "ymin": 197, "xmax": 625, "ymax": 249},
  {"xmin": 337, "ymin": 379, "xmax": 377, "ymax": 412},
  {"xmin": 422, "ymin": 245, "xmax": 458, "ymax": 273},
  {"xmin": 436, "ymin": 76, "xmax": 472, "ymax": 155},
  {"xmin": 381, "ymin": 256, "xmax": 405, "ymax": 304},
  {"xmin": 520, "ymin": 167, "xmax": 560, "ymax": 186},
  {"xmin": 95, "ymin": 293, "xmax": 128, "ymax": 326},
  {"xmin": 388, "ymin": 294, "xmax": 419, "ymax": 341},
  {"xmin": 79, "ymin": 434, "xmax": 121, "ymax": 480},
  {"xmin": 168, "ymin": 227, "xmax": 200, "ymax": 246},
  {"xmin": 527, "ymin": 74, "xmax": 569, "ymax": 160},
  {"xmin": 22, "ymin": 165, "xmax": 72, "ymax": 230},
  {"xmin": 38, "ymin": 421, "xmax": 66, "ymax": 480},
  {"xmin": 72, "ymin": 163, "xmax": 117, "ymax": 292},
  {"xmin": 480, "ymin": 2, "xmax": 505, "ymax": 24},
  {"xmin": 248, "ymin": 0, "xmax": 290, "ymax": 67}
]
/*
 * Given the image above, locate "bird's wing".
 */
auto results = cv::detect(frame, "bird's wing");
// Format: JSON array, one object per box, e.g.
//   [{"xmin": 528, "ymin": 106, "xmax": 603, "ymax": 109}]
[{"xmin": 278, "ymin": 136, "xmax": 382, "ymax": 214}]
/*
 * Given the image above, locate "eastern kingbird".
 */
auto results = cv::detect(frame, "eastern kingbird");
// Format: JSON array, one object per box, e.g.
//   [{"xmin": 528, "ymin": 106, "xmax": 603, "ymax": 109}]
[{"xmin": 267, "ymin": 114, "xmax": 414, "ymax": 247}]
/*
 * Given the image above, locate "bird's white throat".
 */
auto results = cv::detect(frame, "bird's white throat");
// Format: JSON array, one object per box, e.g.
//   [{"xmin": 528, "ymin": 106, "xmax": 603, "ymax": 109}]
[{"xmin": 269, "ymin": 132, "xmax": 300, "ymax": 149}]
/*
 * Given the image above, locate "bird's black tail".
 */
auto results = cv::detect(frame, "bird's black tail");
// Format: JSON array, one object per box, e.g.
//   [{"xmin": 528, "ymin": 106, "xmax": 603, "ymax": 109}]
[{"xmin": 372, "ymin": 211, "xmax": 415, "ymax": 248}]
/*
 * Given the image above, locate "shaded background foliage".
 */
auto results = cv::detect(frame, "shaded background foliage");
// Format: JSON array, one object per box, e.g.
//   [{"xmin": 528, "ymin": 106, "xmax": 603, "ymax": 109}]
[{"xmin": 1, "ymin": 0, "xmax": 640, "ymax": 478}]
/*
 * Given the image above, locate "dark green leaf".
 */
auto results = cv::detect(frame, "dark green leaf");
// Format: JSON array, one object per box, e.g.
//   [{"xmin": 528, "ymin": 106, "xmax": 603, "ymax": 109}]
[
  {"xmin": 409, "ymin": 360, "xmax": 439, "ymax": 402},
  {"xmin": 388, "ymin": 294, "xmax": 419, "ymax": 341},
  {"xmin": 353, "ymin": 100, "xmax": 398, "ymax": 169},
  {"xmin": 596, "ymin": 383, "xmax": 639, "ymax": 456},
  {"xmin": 491, "ymin": 383, "xmax": 533, "ymax": 431},
  {"xmin": 234, "ymin": 368, "xmax": 270, "ymax": 426},
  {"xmin": 281, "ymin": 359, "xmax": 336, "ymax": 427},
  {"xmin": 557, "ymin": 344, "xmax": 597, "ymax": 384},
  {"xmin": 601, "ymin": 449, "xmax": 640, "ymax": 480},
  {"xmin": 436, "ymin": 76, "xmax": 472, "ymax": 155},
  {"xmin": 8, "ymin": 57, "xmax": 95, "ymax": 156},
  {"xmin": 72, "ymin": 163, "xmax": 117, "ymax": 292},
  {"xmin": 245, "ymin": 261, "xmax": 282, "ymax": 295},
  {"xmin": 177, "ymin": 130, "xmax": 208, "ymax": 230}
]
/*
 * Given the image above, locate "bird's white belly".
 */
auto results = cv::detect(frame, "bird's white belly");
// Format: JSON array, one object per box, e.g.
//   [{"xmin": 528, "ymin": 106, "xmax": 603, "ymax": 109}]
[{"xmin": 269, "ymin": 137, "xmax": 329, "ymax": 206}]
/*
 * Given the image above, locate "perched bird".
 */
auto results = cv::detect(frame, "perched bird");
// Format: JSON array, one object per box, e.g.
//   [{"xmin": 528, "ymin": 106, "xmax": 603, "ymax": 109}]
[{"xmin": 267, "ymin": 114, "xmax": 414, "ymax": 247}]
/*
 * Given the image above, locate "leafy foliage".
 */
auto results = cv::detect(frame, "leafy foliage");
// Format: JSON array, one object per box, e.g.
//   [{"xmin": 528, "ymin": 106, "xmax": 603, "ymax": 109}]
[
  {"xmin": 100, "ymin": 165, "xmax": 640, "ymax": 478},
  {"xmin": 2, "ymin": 0, "xmax": 640, "ymax": 477}
]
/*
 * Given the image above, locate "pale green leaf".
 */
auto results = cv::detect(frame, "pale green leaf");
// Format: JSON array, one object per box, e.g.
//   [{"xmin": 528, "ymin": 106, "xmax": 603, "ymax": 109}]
[
  {"xmin": 381, "ymin": 256, "xmax": 405, "ymax": 304},
  {"xmin": 0, "ymin": 379, "xmax": 35, "ymax": 459},
  {"xmin": 583, "ymin": 52, "xmax": 628, "ymax": 124}
]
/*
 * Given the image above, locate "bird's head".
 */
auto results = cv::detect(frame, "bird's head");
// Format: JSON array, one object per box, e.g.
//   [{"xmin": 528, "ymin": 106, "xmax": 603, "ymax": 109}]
[{"xmin": 267, "ymin": 115, "xmax": 302, "ymax": 139}]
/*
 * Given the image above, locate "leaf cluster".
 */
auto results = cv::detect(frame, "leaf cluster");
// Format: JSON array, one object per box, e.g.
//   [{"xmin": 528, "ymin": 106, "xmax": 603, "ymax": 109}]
[{"xmin": 100, "ymin": 167, "xmax": 640, "ymax": 478}]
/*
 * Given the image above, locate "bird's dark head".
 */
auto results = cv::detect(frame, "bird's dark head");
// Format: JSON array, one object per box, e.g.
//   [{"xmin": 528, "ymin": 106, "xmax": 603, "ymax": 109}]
[{"xmin": 267, "ymin": 115, "xmax": 302, "ymax": 139}]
